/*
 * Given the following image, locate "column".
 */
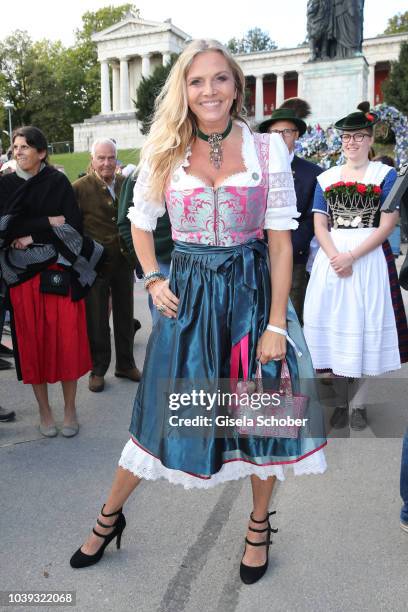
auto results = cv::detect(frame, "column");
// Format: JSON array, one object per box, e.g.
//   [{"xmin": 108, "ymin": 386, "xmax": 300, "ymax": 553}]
[
  {"xmin": 162, "ymin": 53, "xmax": 171, "ymax": 66},
  {"xmin": 142, "ymin": 54, "xmax": 151, "ymax": 78},
  {"xmin": 112, "ymin": 62, "xmax": 120, "ymax": 112},
  {"xmin": 100, "ymin": 60, "xmax": 111, "ymax": 114},
  {"xmin": 120, "ymin": 57, "xmax": 130, "ymax": 111},
  {"xmin": 255, "ymin": 75, "xmax": 264, "ymax": 122},
  {"xmin": 368, "ymin": 63, "xmax": 376, "ymax": 107},
  {"xmin": 276, "ymin": 72, "xmax": 284, "ymax": 108},
  {"xmin": 297, "ymin": 71, "xmax": 303, "ymax": 97}
]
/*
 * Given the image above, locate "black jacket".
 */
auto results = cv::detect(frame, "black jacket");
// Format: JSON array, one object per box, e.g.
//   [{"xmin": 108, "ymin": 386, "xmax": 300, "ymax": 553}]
[
  {"xmin": 0, "ymin": 166, "xmax": 104, "ymax": 299},
  {"xmin": 291, "ymin": 155, "xmax": 323, "ymax": 264}
]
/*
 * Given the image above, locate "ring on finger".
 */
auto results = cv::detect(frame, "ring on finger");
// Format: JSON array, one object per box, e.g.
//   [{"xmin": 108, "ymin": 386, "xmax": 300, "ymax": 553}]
[{"xmin": 157, "ymin": 304, "xmax": 166, "ymax": 313}]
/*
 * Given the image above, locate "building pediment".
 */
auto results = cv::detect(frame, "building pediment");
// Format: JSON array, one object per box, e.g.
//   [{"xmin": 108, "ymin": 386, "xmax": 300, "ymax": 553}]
[{"xmin": 92, "ymin": 17, "xmax": 189, "ymax": 43}]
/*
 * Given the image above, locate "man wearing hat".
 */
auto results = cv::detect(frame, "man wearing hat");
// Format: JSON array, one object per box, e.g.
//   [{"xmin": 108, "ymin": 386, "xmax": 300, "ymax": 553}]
[{"xmin": 259, "ymin": 98, "xmax": 322, "ymax": 324}]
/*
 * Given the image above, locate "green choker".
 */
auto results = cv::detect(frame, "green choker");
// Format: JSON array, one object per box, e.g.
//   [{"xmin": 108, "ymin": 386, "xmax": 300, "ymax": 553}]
[{"xmin": 196, "ymin": 119, "xmax": 233, "ymax": 169}]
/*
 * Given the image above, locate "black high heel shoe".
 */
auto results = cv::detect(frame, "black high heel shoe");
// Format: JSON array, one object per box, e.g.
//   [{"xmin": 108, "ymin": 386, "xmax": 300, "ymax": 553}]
[
  {"xmin": 70, "ymin": 505, "xmax": 126, "ymax": 569},
  {"xmin": 239, "ymin": 511, "xmax": 278, "ymax": 585}
]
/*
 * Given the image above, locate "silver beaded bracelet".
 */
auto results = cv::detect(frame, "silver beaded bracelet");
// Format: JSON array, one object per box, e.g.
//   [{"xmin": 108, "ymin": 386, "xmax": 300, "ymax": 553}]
[
  {"xmin": 143, "ymin": 270, "xmax": 161, "ymax": 281},
  {"xmin": 143, "ymin": 271, "xmax": 166, "ymax": 291}
]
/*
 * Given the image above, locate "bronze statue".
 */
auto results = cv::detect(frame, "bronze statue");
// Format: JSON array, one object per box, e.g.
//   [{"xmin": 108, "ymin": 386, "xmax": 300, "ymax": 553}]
[
  {"xmin": 307, "ymin": 0, "xmax": 365, "ymax": 60},
  {"xmin": 307, "ymin": 0, "xmax": 331, "ymax": 60}
]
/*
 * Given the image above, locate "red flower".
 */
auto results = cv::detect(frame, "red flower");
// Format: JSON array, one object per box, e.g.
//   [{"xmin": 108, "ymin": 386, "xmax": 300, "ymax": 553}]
[
  {"xmin": 345, "ymin": 181, "xmax": 355, "ymax": 187},
  {"xmin": 325, "ymin": 186, "xmax": 332, "ymax": 192},
  {"xmin": 333, "ymin": 181, "xmax": 345, "ymax": 188},
  {"xmin": 373, "ymin": 185, "xmax": 381, "ymax": 194},
  {"xmin": 365, "ymin": 112, "xmax": 374, "ymax": 121},
  {"xmin": 357, "ymin": 184, "xmax": 367, "ymax": 194}
]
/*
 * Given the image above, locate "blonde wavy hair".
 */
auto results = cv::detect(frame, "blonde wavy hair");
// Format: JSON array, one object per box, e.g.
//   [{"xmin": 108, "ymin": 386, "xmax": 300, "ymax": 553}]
[{"xmin": 140, "ymin": 39, "xmax": 247, "ymax": 201}]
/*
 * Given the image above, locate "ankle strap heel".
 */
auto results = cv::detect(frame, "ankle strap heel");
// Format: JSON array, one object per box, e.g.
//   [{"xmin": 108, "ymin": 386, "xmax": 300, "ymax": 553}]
[
  {"xmin": 240, "ymin": 510, "xmax": 278, "ymax": 585},
  {"xmin": 100, "ymin": 504, "xmax": 123, "ymax": 517},
  {"xmin": 70, "ymin": 505, "xmax": 126, "ymax": 569},
  {"xmin": 250, "ymin": 511, "xmax": 278, "ymax": 534}
]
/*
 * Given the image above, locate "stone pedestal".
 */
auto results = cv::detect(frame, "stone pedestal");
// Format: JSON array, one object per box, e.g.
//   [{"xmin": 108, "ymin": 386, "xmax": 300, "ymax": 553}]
[
  {"xmin": 72, "ymin": 113, "xmax": 145, "ymax": 152},
  {"xmin": 302, "ymin": 56, "xmax": 368, "ymax": 127}
]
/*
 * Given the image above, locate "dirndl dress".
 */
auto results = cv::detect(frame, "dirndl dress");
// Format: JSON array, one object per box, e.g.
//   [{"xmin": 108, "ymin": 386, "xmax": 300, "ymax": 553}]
[
  {"xmin": 120, "ymin": 125, "xmax": 327, "ymax": 488},
  {"xmin": 304, "ymin": 161, "xmax": 408, "ymax": 377},
  {"xmin": 9, "ymin": 264, "xmax": 92, "ymax": 384}
]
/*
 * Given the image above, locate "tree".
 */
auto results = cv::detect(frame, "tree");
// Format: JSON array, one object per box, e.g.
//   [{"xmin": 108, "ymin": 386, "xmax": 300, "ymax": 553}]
[
  {"xmin": 25, "ymin": 40, "xmax": 70, "ymax": 141},
  {"xmin": 0, "ymin": 32, "xmax": 75, "ymax": 141},
  {"xmin": 0, "ymin": 5, "xmax": 141, "ymax": 142},
  {"xmin": 383, "ymin": 11, "xmax": 408, "ymax": 35},
  {"xmin": 227, "ymin": 28, "xmax": 277, "ymax": 54},
  {"xmin": 76, "ymin": 4, "xmax": 139, "ymax": 45},
  {"xmin": 0, "ymin": 30, "xmax": 35, "ymax": 127},
  {"xmin": 383, "ymin": 42, "xmax": 408, "ymax": 115},
  {"xmin": 0, "ymin": 105, "xmax": 6, "ymax": 152},
  {"xmin": 135, "ymin": 55, "xmax": 178, "ymax": 134}
]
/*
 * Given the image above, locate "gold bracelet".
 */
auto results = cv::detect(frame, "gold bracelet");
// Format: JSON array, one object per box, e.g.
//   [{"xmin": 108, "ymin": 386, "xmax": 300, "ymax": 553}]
[{"xmin": 348, "ymin": 250, "xmax": 356, "ymax": 262}]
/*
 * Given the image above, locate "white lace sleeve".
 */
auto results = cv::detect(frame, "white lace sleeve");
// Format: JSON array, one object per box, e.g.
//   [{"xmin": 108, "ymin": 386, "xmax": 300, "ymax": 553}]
[
  {"xmin": 264, "ymin": 133, "xmax": 299, "ymax": 231},
  {"xmin": 127, "ymin": 160, "xmax": 166, "ymax": 231}
]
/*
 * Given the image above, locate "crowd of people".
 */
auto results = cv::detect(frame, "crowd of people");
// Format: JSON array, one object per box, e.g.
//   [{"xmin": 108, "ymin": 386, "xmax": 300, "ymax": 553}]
[{"xmin": 1, "ymin": 38, "xmax": 407, "ymax": 583}]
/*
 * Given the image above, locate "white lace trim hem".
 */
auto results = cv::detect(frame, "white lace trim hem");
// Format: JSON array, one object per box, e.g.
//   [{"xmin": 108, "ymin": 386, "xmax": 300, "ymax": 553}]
[
  {"xmin": 313, "ymin": 363, "xmax": 401, "ymax": 377},
  {"xmin": 118, "ymin": 440, "xmax": 327, "ymax": 490}
]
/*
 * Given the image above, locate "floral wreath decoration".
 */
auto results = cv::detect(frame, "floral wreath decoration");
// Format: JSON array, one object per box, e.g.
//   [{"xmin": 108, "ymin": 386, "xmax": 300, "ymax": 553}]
[
  {"xmin": 323, "ymin": 181, "xmax": 382, "ymax": 229},
  {"xmin": 294, "ymin": 104, "xmax": 408, "ymax": 169}
]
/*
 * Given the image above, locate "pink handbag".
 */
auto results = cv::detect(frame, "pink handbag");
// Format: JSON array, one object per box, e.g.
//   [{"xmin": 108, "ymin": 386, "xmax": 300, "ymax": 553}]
[{"xmin": 229, "ymin": 335, "xmax": 308, "ymax": 438}]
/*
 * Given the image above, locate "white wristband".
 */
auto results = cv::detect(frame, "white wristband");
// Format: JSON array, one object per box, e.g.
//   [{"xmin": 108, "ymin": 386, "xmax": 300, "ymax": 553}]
[
  {"xmin": 266, "ymin": 324, "xmax": 303, "ymax": 357},
  {"xmin": 267, "ymin": 325, "xmax": 287, "ymax": 336}
]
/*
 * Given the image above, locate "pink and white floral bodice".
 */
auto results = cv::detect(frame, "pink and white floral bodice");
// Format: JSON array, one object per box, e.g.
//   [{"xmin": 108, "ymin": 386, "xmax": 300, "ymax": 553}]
[
  {"xmin": 128, "ymin": 122, "xmax": 299, "ymax": 246},
  {"xmin": 164, "ymin": 134, "xmax": 269, "ymax": 246},
  {"xmin": 164, "ymin": 185, "xmax": 265, "ymax": 246}
]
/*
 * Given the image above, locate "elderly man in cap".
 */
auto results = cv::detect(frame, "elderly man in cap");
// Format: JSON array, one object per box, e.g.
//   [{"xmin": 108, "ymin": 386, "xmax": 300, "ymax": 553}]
[
  {"xmin": 259, "ymin": 98, "xmax": 322, "ymax": 324},
  {"xmin": 73, "ymin": 139, "xmax": 141, "ymax": 392}
]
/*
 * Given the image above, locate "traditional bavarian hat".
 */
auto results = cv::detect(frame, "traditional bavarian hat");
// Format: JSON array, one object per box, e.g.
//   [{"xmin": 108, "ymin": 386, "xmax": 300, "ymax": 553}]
[{"xmin": 258, "ymin": 98, "xmax": 310, "ymax": 136}]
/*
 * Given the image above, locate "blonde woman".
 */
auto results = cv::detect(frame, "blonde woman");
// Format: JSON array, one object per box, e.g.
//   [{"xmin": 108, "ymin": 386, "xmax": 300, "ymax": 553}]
[{"xmin": 70, "ymin": 40, "xmax": 326, "ymax": 584}]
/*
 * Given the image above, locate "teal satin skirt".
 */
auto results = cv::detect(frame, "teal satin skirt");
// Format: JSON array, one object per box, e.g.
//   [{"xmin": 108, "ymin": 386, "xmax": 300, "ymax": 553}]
[{"xmin": 129, "ymin": 240, "xmax": 326, "ymax": 477}]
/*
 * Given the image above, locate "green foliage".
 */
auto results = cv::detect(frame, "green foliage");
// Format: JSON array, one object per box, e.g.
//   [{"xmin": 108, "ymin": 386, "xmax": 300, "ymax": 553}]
[
  {"xmin": 383, "ymin": 11, "xmax": 408, "ymax": 35},
  {"xmin": 227, "ymin": 28, "xmax": 277, "ymax": 54},
  {"xmin": 0, "ymin": 105, "xmax": 6, "ymax": 152},
  {"xmin": 0, "ymin": 30, "xmax": 35, "ymax": 126},
  {"xmin": 383, "ymin": 42, "xmax": 408, "ymax": 115},
  {"xmin": 0, "ymin": 5, "xmax": 140, "ymax": 141},
  {"xmin": 135, "ymin": 55, "xmax": 178, "ymax": 134},
  {"xmin": 0, "ymin": 31, "xmax": 70, "ymax": 140},
  {"xmin": 75, "ymin": 4, "xmax": 138, "ymax": 46}
]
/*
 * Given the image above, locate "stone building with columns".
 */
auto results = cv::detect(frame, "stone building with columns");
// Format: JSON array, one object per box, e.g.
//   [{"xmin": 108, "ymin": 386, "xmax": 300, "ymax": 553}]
[
  {"xmin": 72, "ymin": 17, "xmax": 190, "ymax": 151},
  {"xmin": 72, "ymin": 16, "xmax": 408, "ymax": 151}
]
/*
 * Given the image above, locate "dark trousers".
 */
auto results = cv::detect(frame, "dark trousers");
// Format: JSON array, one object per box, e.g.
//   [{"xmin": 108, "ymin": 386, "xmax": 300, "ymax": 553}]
[
  {"xmin": 0, "ymin": 296, "xmax": 5, "ymax": 340},
  {"xmin": 85, "ymin": 256, "xmax": 135, "ymax": 376},
  {"xmin": 290, "ymin": 263, "xmax": 309, "ymax": 326}
]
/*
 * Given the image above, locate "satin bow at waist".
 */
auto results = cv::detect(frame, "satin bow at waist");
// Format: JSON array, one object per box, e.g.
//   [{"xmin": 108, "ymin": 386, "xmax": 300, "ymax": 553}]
[
  {"xmin": 173, "ymin": 239, "xmax": 268, "ymax": 289},
  {"xmin": 173, "ymin": 239, "xmax": 268, "ymax": 346}
]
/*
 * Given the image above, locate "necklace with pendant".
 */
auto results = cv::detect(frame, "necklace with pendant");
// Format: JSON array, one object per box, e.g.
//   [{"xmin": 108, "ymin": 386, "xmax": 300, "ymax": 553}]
[{"xmin": 196, "ymin": 119, "xmax": 233, "ymax": 169}]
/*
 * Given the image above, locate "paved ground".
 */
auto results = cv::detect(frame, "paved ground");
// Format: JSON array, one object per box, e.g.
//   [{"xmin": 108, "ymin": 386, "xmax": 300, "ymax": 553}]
[{"xmin": 1, "ymin": 252, "xmax": 408, "ymax": 612}]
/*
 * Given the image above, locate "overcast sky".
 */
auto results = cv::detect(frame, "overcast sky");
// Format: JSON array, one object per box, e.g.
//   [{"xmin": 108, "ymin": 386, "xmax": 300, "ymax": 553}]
[{"xmin": 0, "ymin": 0, "xmax": 406, "ymax": 48}]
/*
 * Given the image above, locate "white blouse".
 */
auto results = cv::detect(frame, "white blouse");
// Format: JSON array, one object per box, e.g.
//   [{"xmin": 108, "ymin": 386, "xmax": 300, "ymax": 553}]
[
  {"xmin": 317, "ymin": 161, "xmax": 391, "ymax": 192},
  {"xmin": 128, "ymin": 122, "xmax": 299, "ymax": 232}
]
